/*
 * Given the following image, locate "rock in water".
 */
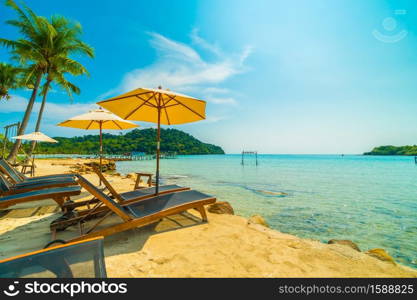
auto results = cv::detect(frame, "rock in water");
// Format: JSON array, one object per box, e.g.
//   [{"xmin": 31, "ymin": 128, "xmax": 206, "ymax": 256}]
[
  {"xmin": 328, "ymin": 239, "xmax": 361, "ymax": 252},
  {"xmin": 85, "ymin": 160, "xmax": 116, "ymax": 172},
  {"xmin": 365, "ymin": 248, "xmax": 395, "ymax": 265},
  {"xmin": 255, "ymin": 190, "xmax": 288, "ymax": 197},
  {"xmin": 247, "ymin": 215, "xmax": 269, "ymax": 227},
  {"xmin": 365, "ymin": 248, "xmax": 396, "ymax": 264},
  {"xmin": 207, "ymin": 202, "xmax": 234, "ymax": 215}
]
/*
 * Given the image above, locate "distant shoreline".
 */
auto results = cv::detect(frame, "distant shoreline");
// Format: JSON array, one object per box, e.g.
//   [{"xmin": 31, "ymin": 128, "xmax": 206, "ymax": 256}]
[{"xmin": 364, "ymin": 145, "xmax": 417, "ymax": 156}]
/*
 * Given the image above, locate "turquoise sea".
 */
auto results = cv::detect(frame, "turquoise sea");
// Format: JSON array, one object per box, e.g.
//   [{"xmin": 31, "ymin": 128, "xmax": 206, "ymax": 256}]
[{"xmin": 115, "ymin": 154, "xmax": 417, "ymax": 268}]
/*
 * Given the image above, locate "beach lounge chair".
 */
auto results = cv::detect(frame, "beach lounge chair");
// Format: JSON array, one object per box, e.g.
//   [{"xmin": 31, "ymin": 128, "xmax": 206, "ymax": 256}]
[
  {"xmin": 0, "ymin": 237, "xmax": 106, "ymax": 278},
  {"xmin": 61, "ymin": 167, "xmax": 190, "ymax": 211},
  {"xmin": 0, "ymin": 172, "xmax": 78, "ymax": 196},
  {"xmin": 0, "ymin": 182, "xmax": 81, "ymax": 210},
  {"xmin": 51, "ymin": 175, "xmax": 216, "ymax": 243},
  {"xmin": 0, "ymin": 158, "xmax": 74, "ymax": 184},
  {"xmin": 94, "ymin": 165, "xmax": 189, "ymax": 202}
]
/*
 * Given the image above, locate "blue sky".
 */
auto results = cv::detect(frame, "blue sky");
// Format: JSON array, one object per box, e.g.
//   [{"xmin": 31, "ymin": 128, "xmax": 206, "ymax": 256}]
[{"xmin": 1, "ymin": 0, "xmax": 417, "ymax": 154}]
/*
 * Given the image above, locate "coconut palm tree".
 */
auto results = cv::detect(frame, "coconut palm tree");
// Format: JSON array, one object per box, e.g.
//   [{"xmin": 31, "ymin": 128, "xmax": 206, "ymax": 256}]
[
  {"xmin": 1, "ymin": 0, "xmax": 51, "ymax": 162},
  {"xmin": 29, "ymin": 55, "xmax": 87, "ymax": 154},
  {"xmin": 28, "ymin": 14, "xmax": 92, "ymax": 155},
  {"xmin": 0, "ymin": 0, "xmax": 94, "ymax": 162},
  {"xmin": 0, "ymin": 62, "xmax": 22, "ymax": 100}
]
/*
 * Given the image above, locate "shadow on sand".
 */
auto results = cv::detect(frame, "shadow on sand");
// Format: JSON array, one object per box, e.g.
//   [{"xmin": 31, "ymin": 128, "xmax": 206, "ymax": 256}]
[{"xmin": 0, "ymin": 198, "xmax": 206, "ymax": 262}]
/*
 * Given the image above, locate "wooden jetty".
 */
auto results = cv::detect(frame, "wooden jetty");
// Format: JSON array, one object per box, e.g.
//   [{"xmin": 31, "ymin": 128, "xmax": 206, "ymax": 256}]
[
  {"xmin": 34, "ymin": 152, "xmax": 177, "ymax": 161},
  {"xmin": 106, "ymin": 151, "xmax": 177, "ymax": 161}
]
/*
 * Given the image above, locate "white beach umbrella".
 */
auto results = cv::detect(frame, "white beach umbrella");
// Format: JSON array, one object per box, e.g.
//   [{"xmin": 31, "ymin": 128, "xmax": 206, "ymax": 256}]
[
  {"xmin": 12, "ymin": 131, "xmax": 58, "ymax": 174},
  {"xmin": 12, "ymin": 131, "xmax": 58, "ymax": 143}
]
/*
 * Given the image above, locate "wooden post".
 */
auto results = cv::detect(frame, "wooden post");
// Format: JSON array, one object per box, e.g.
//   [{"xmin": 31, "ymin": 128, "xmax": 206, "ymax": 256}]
[
  {"xmin": 2, "ymin": 122, "xmax": 20, "ymax": 158},
  {"xmin": 2, "ymin": 126, "xmax": 9, "ymax": 158},
  {"xmin": 99, "ymin": 121, "xmax": 103, "ymax": 186},
  {"xmin": 241, "ymin": 150, "xmax": 258, "ymax": 166},
  {"xmin": 31, "ymin": 155, "xmax": 35, "ymax": 177},
  {"xmin": 156, "ymin": 94, "xmax": 161, "ymax": 195}
]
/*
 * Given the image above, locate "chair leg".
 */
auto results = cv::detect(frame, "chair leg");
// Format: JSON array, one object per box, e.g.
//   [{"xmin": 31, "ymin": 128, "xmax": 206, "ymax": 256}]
[
  {"xmin": 196, "ymin": 206, "xmax": 208, "ymax": 222},
  {"xmin": 134, "ymin": 175, "xmax": 141, "ymax": 190},
  {"xmin": 51, "ymin": 229, "xmax": 57, "ymax": 240},
  {"xmin": 53, "ymin": 197, "xmax": 65, "ymax": 210}
]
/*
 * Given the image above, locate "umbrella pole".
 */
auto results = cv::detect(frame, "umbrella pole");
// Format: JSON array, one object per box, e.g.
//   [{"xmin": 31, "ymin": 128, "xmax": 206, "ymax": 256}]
[
  {"xmin": 99, "ymin": 121, "xmax": 103, "ymax": 186},
  {"xmin": 156, "ymin": 107, "xmax": 161, "ymax": 195},
  {"xmin": 32, "ymin": 141, "xmax": 37, "ymax": 177}
]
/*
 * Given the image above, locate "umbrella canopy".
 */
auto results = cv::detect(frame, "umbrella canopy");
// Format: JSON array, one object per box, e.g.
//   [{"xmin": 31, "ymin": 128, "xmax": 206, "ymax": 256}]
[
  {"xmin": 57, "ymin": 109, "xmax": 138, "ymax": 130},
  {"xmin": 57, "ymin": 109, "xmax": 138, "ymax": 183},
  {"xmin": 12, "ymin": 131, "xmax": 58, "ymax": 177},
  {"xmin": 13, "ymin": 131, "xmax": 58, "ymax": 143},
  {"xmin": 97, "ymin": 87, "xmax": 206, "ymax": 194},
  {"xmin": 97, "ymin": 87, "xmax": 206, "ymax": 124}
]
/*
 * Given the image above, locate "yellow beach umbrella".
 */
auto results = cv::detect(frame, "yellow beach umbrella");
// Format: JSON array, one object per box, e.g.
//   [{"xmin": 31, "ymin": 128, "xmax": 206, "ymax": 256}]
[
  {"xmin": 57, "ymin": 109, "xmax": 138, "ymax": 181},
  {"xmin": 97, "ymin": 87, "xmax": 206, "ymax": 194}
]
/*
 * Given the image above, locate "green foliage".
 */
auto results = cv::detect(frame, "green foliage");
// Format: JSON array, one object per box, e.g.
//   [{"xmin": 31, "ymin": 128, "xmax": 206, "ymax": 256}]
[
  {"xmin": 36, "ymin": 128, "xmax": 225, "ymax": 155},
  {"xmin": 1, "ymin": 0, "xmax": 93, "ymax": 99},
  {"xmin": 0, "ymin": 62, "xmax": 22, "ymax": 99},
  {"xmin": 1, "ymin": 0, "xmax": 94, "ymax": 80},
  {"xmin": 364, "ymin": 145, "xmax": 417, "ymax": 156}
]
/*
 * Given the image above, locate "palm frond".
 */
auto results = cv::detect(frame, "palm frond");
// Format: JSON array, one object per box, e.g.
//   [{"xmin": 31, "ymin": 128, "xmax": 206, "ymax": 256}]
[{"xmin": 3, "ymin": 0, "xmax": 94, "ymax": 102}]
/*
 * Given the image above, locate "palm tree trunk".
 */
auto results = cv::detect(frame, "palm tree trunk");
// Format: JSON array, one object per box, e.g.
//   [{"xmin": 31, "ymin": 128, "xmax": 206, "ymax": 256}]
[
  {"xmin": 7, "ymin": 72, "xmax": 43, "ymax": 162},
  {"xmin": 28, "ymin": 79, "xmax": 51, "ymax": 155}
]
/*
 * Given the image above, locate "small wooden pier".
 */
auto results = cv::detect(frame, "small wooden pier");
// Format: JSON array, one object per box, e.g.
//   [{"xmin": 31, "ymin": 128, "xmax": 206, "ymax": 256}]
[
  {"xmin": 105, "ymin": 153, "xmax": 153, "ymax": 161},
  {"xmin": 241, "ymin": 150, "xmax": 258, "ymax": 166},
  {"xmin": 34, "ymin": 152, "xmax": 177, "ymax": 161},
  {"xmin": 105, "ymin": 151, "xmax": 177, "ymax": 161}
]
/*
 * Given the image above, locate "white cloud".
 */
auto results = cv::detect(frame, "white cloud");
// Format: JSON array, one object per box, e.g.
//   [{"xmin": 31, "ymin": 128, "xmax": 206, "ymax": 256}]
[
  {"xmin": 190, "ymin": 28, "xmax": 222, "ymax": 56},
  {"xmin": 150, "ymin": 32, "xmax": 203, "ymax": 64},
  {"xmin": 201, "ymin": 87, "xmax": 230, "ymax": 94},
  {"xmin": 104, "ymin": 30, "xmax": 251, "ymax": 113},
  {"xmin": 202, "ymin": 115, "xmax": 228, "ymax": 123},
  {"xmin": 206, "ymin": 96, "xmax": 237, "ymax": 105},
  {"xmin": 0, "ymin": 95, "xmax": 29, "ymax": 113},
  {"xmin": 1, "ymin": 94, "xmax": 97, "ymax": 122}
]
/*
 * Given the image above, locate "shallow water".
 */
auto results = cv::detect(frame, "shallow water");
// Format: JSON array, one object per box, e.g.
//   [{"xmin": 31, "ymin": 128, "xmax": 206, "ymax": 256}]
[{"xmin": 116, "ymin": 154, "xmax": 417, "ymax": 268}]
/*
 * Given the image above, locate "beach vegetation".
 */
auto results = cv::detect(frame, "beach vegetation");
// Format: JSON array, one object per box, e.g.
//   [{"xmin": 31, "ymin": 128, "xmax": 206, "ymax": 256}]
[
  {"xmin": 364, "ymin": 145, "xmax": 417, "ymax": 156},
  {"xmin": 0, "ymin": 62, "xmax": 22, "ymax": 99},
  {"xmin": 35, "ymin": 128, "xmax": 225, "ymax": 155}
]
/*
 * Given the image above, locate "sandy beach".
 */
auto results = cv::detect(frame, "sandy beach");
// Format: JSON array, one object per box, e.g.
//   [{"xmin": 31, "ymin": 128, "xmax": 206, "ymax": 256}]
[{"xmin": 0, "ymin": 158, "xmax": 416, "ymax": 278}]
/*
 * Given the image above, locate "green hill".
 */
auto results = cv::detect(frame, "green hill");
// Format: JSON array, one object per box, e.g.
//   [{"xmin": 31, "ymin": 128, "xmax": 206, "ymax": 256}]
[
  {"xmin": 364, "ymin": 145, "xmax": 417, "ymax": 156},
  {"xmin": 36, "ymin": 128, "xmax": 225, "ymax": 155}
]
